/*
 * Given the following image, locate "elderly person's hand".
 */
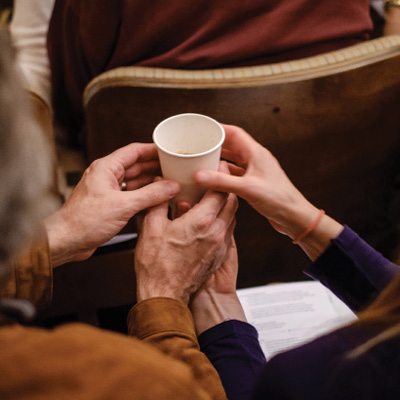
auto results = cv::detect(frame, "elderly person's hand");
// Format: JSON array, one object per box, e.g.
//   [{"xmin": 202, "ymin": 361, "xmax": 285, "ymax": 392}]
[
  {"xmin": 45, "ymin": 143, "xmax": 181, "ymax": 267},
  {"xmin": 194, "ymin": 125, "xmax": 343, "ymax": 260},
  {"xmin": 134, "ymin": 189, "xmax": 237, "ymax": 305},
  {"xmin": 190, "ymin": 239, "xmax": 247, "ymax": 335}
]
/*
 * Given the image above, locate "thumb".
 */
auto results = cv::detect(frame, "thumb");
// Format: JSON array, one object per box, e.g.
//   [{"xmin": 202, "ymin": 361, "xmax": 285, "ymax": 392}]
[{"xmin": 129, "ymin": 179, "xmax": 180, "ymax": 214}]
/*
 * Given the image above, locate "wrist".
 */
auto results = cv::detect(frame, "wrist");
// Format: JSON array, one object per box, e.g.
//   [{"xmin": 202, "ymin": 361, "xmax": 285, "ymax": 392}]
[
  {"xmin": 271, "ymin": 194, "xmax": 321, "ymax": 240},
  {"xmin": 296, "ymin": 214, "xmax": 344, "ymax": 261},
  {"xmin": 266, "ymin": 196, "xmax": 344, "ymax": 261},
  {"xmin": 190, "ymin": 289, "xmax": 247, "ymax": 335},
  {"xmin": 136, "ymin": 280, "xmax": 191, "ymax": 305},
  {"xmin": 44, "ymin": 210, "xmax": 89, "ymax": 267}
]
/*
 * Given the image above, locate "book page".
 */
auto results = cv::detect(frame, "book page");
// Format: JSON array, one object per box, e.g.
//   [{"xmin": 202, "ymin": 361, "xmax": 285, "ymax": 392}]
[
  {"xmin": 237, "ymin": 281, "xmax": 357, "ymax": 360},
  {"xmin": 100, "ymin": 233, "xmax": 138, "ymax": 247}
]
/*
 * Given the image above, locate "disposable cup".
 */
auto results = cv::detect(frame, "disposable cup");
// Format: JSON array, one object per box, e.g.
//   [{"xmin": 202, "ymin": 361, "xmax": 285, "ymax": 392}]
[{"xmin": 153, "ymin": 113, "xmax": 225, "ymax": 207}]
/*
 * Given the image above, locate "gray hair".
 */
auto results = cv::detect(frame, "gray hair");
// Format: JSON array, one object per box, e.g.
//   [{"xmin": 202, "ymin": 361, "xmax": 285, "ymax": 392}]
[{"xmin": 0, "ymin": 29, "xmax": 54, "ymax": 280}]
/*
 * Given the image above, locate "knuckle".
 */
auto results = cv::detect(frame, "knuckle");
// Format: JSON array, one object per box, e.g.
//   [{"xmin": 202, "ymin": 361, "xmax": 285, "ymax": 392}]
[
  {"xmin": 88, "ymin": 158, "xmax": 102, "ymax": 171},
  {"xmin": 194, "ymin": 213, "xmax": 214, "ymax": 231},
  {"xmin": 214, "ymin": 231, "xmax": 226, "ymax": 247},
  {"xmin": 209, "ymin": 223, "xmax": 227, "ymax": 247}
]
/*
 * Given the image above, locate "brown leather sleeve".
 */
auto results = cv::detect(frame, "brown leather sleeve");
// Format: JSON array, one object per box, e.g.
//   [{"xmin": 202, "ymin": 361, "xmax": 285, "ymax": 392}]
[
  {"xmin": 128, "ymin": 298, "xmax": 227, "ymax": 400},
  {"xmin": 0, "ymin": 233, "xmax": 53, "ymax": 309},
  {"xmin": 0, "ymin": 322, "xmax": 212, "ymax": 399}
]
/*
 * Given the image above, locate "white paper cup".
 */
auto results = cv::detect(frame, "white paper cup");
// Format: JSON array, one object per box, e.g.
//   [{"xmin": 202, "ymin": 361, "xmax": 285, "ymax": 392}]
[{"xmin": 153, "ymin": 113, "xmax": 225, "ymax": 207}]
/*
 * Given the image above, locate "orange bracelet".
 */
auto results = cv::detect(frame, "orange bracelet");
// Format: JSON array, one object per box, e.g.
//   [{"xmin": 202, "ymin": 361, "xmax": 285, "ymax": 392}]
[{"xmin": 292, "ymin": 209, "xmax": 325, "ymax": 244}]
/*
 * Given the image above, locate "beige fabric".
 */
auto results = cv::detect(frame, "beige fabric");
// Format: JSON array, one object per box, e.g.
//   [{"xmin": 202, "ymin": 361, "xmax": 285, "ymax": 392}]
[{"xmin": 10, "ymin": 0, "xmax": 55, "ymax": 110}]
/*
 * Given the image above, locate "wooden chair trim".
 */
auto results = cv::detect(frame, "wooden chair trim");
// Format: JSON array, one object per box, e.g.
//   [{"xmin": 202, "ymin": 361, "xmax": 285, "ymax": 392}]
[{"xmin": 84, "ymin": 36, "xmax": 400, "ymax": 105}]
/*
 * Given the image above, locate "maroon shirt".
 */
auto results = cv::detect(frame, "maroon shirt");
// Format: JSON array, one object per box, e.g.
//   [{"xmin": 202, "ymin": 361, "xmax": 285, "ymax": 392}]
[{"xmin": 47, "ymin": 0, "xmax": 372, "ymax": 146}]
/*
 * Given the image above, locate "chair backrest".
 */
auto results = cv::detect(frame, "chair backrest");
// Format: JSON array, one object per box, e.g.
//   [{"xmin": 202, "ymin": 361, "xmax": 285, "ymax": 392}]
[{"xmin": 84, "ymin": 36, "xmax": 400, "ymax": 288}]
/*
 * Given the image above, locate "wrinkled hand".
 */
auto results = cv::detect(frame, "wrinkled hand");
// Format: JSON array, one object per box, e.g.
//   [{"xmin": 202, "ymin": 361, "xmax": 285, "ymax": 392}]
[
  {"xmin": 195, "ymin": 238, "xmax": 239, "ymax": 296},
  {"xmin": 45, "ymin": 143, "xmax": 180, "ymax": 266},
  {"xmin": 134, "ymin": 190, "xmax": 238, "ymax": 305},
  {"xmin": 190, "ymin": 239, "xmax": 247, "ymax": 335}
]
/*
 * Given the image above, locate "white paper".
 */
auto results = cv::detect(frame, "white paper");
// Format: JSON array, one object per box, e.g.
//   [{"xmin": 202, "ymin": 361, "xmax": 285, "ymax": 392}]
[
  {"xmin": 99, "ymin": 233, "xmax": 138, "ymax": 247},
  {"xmin": 237, "ymin": 281, "xmax": 357, "ymax": 360}
]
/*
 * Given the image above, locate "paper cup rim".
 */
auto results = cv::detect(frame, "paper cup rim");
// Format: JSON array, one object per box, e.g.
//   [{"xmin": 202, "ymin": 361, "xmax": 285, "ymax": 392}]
[{"xmin": 153, "ymin": 113, "xmax": 225, "ymax": 158}]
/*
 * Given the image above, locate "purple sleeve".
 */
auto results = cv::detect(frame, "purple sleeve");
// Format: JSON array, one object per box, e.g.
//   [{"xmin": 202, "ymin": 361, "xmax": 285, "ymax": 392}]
[
  {"xmin": 199, "ymin": 226, "xmax": 400, "ymax": 399},
  {"xmin": 198, "ymin": 320, "xmax": 266, "ymax": 400},
  {"xmin": 305, "ymin": 225, "xmax": 400, "ymax": 311}
]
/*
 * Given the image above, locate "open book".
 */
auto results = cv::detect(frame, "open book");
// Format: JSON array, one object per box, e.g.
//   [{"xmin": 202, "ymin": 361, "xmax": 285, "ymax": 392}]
[{"xmin": 237, "ymin": 280, "xmax": 358, "ymax": 360}]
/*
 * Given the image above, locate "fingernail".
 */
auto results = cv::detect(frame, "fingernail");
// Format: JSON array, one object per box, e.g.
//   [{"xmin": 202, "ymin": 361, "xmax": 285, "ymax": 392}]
[
  {"xmin": 195, "ymin": 171, "xmax": 209, "ymax": 183},
  {"xmin": 167, "ymin": 181, "xmax": 180, "ymax": 196}
]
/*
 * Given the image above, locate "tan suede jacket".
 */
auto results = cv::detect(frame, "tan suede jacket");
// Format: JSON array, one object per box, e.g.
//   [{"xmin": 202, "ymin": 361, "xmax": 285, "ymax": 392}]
[{"xmin": 0, "ymin": 237, "xmax": 227, "ymax": 400}]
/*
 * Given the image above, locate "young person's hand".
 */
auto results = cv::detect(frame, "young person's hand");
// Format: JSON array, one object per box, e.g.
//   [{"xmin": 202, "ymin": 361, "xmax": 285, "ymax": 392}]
[{"xmin": 194, "ymin": 125, "xmax": 343, "ymax": 260}]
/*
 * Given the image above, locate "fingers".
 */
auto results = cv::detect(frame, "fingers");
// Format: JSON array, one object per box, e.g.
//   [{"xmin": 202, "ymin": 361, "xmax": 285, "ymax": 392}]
[
  {"xmin": 218, "ymin": 193, "xmax": 238, "ymax": 228},
  {"xmin": 142, "ymin": 198, "xmax": 170, "ymax": 230},
  {"xmin": 189, "ymin": 159, "xmax": 238, "ymax": 218},
  {"xmin": 127, "ymin": 180, "xmax": 180, "ymax": 214},
  {"xmin": 124, "ymin": 159, "xmax": 161, "ymax": 180},
  {"xmin": 85, "ymin": 143, "xmax": 160, "ymax": 190},
  {"xmin": 107, "ymin": 142, "xmax": 159, "ymax": 170},
  {"xmin": 208, "ymin": 217, "xmax": 237, "ymax": 277},
  {"xmin": 172, "ymin": 201, "xmax": 192, "ymax": 219},
  {"xmin": 227, "ymin": 163, "xmax": 246, "ymax": 177},
  {"xmin": 218, "ymin": 159, "xmax": 230, "ymax": 174},
  {"xmin": 124, "ymin": 174, "xmax": 160, "ymax": 191},
  {"xmin": 191, "ymin": 189, "xmax": 229, "ymax": 220},
  {"xmin": 215, "ymin": 194, "xmax": 238, "ymax": 255},
  {"xmin": 194, "ymin": 169, "xmax": 246, "ymax": 197},
  {"xmin": 220, "ymin": 124, "xmax": 258, "ymax": 167}
]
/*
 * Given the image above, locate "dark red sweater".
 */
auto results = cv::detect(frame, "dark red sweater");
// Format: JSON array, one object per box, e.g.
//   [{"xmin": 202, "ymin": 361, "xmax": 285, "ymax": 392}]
[{"xmin": 47, "ymin": 0, "xmax": 372, "ymax": 145}]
